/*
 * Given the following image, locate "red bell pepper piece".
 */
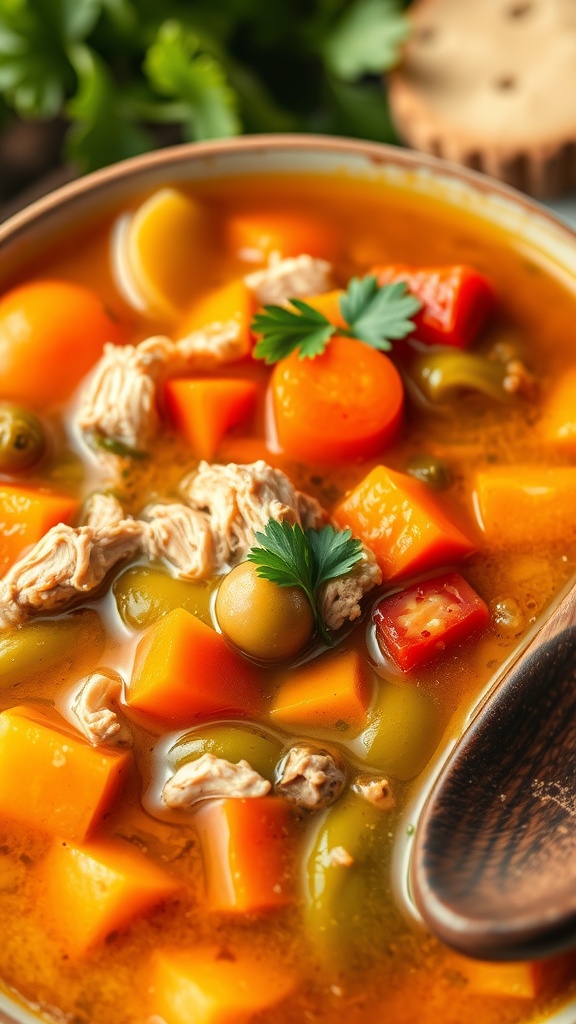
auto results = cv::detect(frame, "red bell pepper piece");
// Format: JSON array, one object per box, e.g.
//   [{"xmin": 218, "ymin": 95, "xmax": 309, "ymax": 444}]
[
  {"xmin": 371, "ymin": 264, "xmax": 495, "ymax": 348},
  {"xmin": 373, "ymin": 571, "xmax": 489, "ymax": 672}
]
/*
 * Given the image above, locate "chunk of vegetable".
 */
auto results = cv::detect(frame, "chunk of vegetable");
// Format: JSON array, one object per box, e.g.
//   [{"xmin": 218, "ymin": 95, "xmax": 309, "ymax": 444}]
[
  {"xmin": 540, "ymin": 365, "xmax": 576, "ymax": 453},
  {"xmin": 164, "ymin": 378, "xmax": 258, "ymax": 460},
  {"xmin": 194, "ymin": 797, "xmax": 295, "ymax": 912},
  {"xmin": 113, "ymin": 565, "xmax": 213, "ymax": 630},
  {"xmin": 0, "ymin": 404, "xmax": 45, "ymax": 472},
  {"xmin": 0, "ymin": 484, "xmax": 78, "ymax": 575},
  {"xmin": 333, "ymin": 466, "xmax": 476, "ymax": 581},
  {"xmin": 0, "ymin": 280, "xmax": 124, "ymax": 405},
  {"xmin": 41, "ymin": 837, "xmax": 180, "ymax": 955},
  {"xmin": 215, "ymin": 560, "xmax": 314, "ymax": 661},
  {"xmin": 270, "ymin": 648, "xmax": 372, "ymax": 734},
  {"xmin": 304, "ymin": 289, "xmax": 347, "ymax": 328},
  {"xmin": 0, "ymin": 610, "xmax": 105, "ymax": 689},
  {"xmin": 406, "ymin": 453, "xmax": 452, "ymax": 491},
  {"xmin": 372, "ymin": 264, "xmax": 495, "ymax": 348},
  {"xmin": 149, "ymin": 946, "xmax": 296, "ymax": 1024},
  {"xmin": 0, "ymin": 705, "xmax": 131, "ymax": 840},
  {"xmin": 373, "ymin": 572, "xmax": 489, "ymax": 672},
  {"xmin": 474, "ymin": 467, "xmax": 576, "ymax": 546},
  {"xmin": 409, "ymin": 349, "xmax": 511, "ymax": 404},
  {"xmin": 167, "ymin": 724, "xmax": 282, "ymax": 781},
  {"xmin": 127, "ymin": 607, "xmax": 262, "ymax": 724},
  {"xmin": 227, "ymin": 210, "xmax": 336, "ymax": 262},
  {"xmin": 451, "ymin": 954, "xmax": 543, "ymax": 998},
  {"xmin": 179, "ymin": 278, "xmax": 254, "ymax": 354},
  {"xmin": 271, "ymin": 336, "xmax": 404, "ymax": 462},
  {"xmin": 359, "ymin": 681, "xmax": 445, "ymax": 780}
]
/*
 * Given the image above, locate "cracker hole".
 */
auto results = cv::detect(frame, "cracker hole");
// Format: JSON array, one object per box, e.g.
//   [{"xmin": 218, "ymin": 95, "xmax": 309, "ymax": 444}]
[
  {"xmin": 507, "ymin": 2, "xmax": 532, "ymax": 17},
  {"xmin": 495, "ymin": 76, "xmax": 516, "ymax": 90}
]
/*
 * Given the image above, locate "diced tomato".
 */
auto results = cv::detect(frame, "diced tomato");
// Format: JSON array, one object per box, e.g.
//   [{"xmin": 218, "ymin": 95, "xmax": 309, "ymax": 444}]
[
  {"xmin": 371, "ymin": 264, "xmax": 495, "ymax": 349},
  {"xmin": 373, "ymin": 571, "xmax": 489, "ymax": 671}
]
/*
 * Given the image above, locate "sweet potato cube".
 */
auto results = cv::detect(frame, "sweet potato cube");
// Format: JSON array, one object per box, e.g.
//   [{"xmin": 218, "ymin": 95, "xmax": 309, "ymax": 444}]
[
  {"xmin": 541, "ymin": 366, "xmax": 576, "ymax": 453},
  {"xmin": 474, "ymin": 466, "xmax": 576, "ymax": 546},
  {"xmin": 194, "ymin": 797, "xmax": 294, "ymax": 913},
  {"xmin": 127, "ymin": 608, "xmax": 261, "ymax": 724},
  {"xmin": 181, "ymin": 278, "xmax": 253, "ymax": 357},
  {"xmin": 270, "ymin": 648, "xmax": 372, "ymax": 732},
  {"xmin": 0, "ymin": 485, "xmax": 77, "ymax": 576},
  {"xmin": 333, "ymin": 466, "xmax": 476, "ymax": 581},
  {"xmin": 453, "ymin": 954, "xmax": 542, "ymax": 999},
  {"xmin": 304, "ymin": 289, "xmax": 347, "ymax": 329},
  {"xmin": 164, "ymin": 378, "xmax": 258, "ymax": 460},
  {"xmin": 0, "ymin": 705, "xmax": 130, "ymax": 841},
  {"xmin": 41, "ymin": 838, "xmax": 180, "ymax": 955},
  {"xmin": 149, "ymin": 946, "xmax": 296, "ymax": 1024}
]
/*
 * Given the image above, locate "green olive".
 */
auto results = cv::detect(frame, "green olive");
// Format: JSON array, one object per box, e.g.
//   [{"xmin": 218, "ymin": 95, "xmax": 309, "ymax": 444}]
[
  {"xmin": 0, "ymin": 404, "xmax": 45, "ymax": 472},
  {"xmin": 359, "ymin": 681, "xmax": 445, "ymax": 781},
  {"xmin": 409, "ymin": 350, "xmax": 508, "ymax": 404},
  {"xmin": 167, "ymin": 723, "xmax": 283, "ymax": 780},
  {"xmin": 406, "ymin": 454, "xmax": 452, "ymax": 491},
  {"xmin": 0, "ymin": 610, "xmax": 105, "ymax": 689},
  {"xmin": 113, "ymin": 565, "xmax": 213, "ymax": 630},
  {"xmin": 216, "ymin": 561, "xmax": 314, "ymax": 661}
]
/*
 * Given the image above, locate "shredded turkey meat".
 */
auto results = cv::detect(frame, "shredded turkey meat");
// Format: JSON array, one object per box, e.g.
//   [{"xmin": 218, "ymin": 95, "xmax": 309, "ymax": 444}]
[
  {"xmin": 0, "ymin": 494, "xmax": 142, "ymax": 628},
  {"xmin": 319, "ymin": 545, "xmax": 382, "ymax": 631},
  {"xmin": 72, "ymin": 670, "xmax": 132, "ymax": 747},
  {"xmin": 275, "ymin": 745, "xmax": 346, "ymax": 810},
  {"xmin": 327, "ymin": 846, "xmax": 354, "ymax": 868},
  {"xmin": 181, "ymin": 459, "xmax": 325, "ymax": 570},
  {"xmin": 141, "ymin": 503, "xmax": 214, "ymax": 580},
  {"xmin": 162, "ymin": 753, "xmax": 271, "ymax": 809},
  {"xmin": 354, "ymin": 775, "xmax": 395, "ymax": 810},
  {"xmin": 245, "ymin": 254, "xmax": 333, "ymax": 306}
]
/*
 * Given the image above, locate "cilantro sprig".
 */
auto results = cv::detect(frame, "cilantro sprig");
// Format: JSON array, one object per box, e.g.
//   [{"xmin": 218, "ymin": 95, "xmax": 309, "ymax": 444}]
[
  {"xmin": 252, "ymin": 275, "xmax": 421, "ymax": 364},
  {"xmin": 247, "ymin": 520, "xmax": 363, "ymax": 645}
]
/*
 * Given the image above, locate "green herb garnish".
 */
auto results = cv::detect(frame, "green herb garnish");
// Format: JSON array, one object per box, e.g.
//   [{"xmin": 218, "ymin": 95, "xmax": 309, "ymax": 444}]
[
  {"xmin": 247, "ymin": 520, "xmax": 363, "ymax": 645},
  {"xmin": 252, "ymin": 275, "xmax": 421, "ymax": 364}
]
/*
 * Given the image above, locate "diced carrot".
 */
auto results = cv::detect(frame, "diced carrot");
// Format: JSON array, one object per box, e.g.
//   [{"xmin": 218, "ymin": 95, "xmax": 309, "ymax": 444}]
[
  {"xmin": 227, "ymin": 210, "xmax": 336, "ymax": 262},
  {"xmin": 0, "ymin": 705, "xmax": 131, "ymax": 841},
  {"xmin": 474, "ymin": 466, "xmax": 576, "ymax": 546},
  {"xmin": 270, "ymin": 649, "xmax": 372, "ymax": 732},
  {"xmin": 0, "ymin": 485, "xmax": 78, "ymax": 576},
  {"xmin": 304, "ymin": 289, "xmax": 347, "ymax": 329},
  {"xmin": 164, "ymin": 378, "xmax": 258, "ymax": 460},
  {"xmin": 333, "ymin": 466, "xmax": 477, "ymax": 581},
  {"xmin": 149, "ymin": 946, "xmax": 296, "ymax": 1024},
  {"xmin": 40, "ymin": 837, "xmax": 180, "ymax": 955},
  {"xmin": 271, "ymin": 336, "xmax": 404, "ymax": 462},
  {"xmin": 179, "ymin": 278, "xmax": 254, "ymax": 358},
  {"xmin": 452, "ymin": 954, "xmax": 542, "ymax": 999},
  {"xmin": 194, "ymin": 797, "xmax": 295, "ymax": 913},
  {"xmin": 127, "ymin": 608, "xmax": 262, "ymax": 724},
  {"xmin": 540, "ymin": 365, "xmax": 576, "ymax": 453},
  {"xmin": 0, "ymin": 280, "xmax": 125, "ymax": 405}
]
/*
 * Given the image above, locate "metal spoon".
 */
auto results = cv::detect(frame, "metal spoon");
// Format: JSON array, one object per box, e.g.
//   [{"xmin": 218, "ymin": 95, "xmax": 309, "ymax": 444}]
[{"xmin": 411, "ymin": 581, "xmax": 576, "ymax": 961}]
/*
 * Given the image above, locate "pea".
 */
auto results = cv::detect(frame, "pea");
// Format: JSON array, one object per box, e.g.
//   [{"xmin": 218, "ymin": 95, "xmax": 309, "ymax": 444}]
[
  {"xmin": 167, "ymin": 723, "xmax": 283, "ymax": 781},
  {"xmin": 358, "ymin": 681, "xmax": 445, "ymax": 781},
  {"xmin": 406, "ymin": 454, "xmax": 452, "ymax": 491},
  {"xmin": 0, "ymin": 610, "xmax": 105, "ymax": 689},
  {"xmin": 216, "ymin": 561, "xmax": 314, "ymax": 661},
  {"xmin": 113, "ymin": 565, "xmax": 213, "ymax": 630},
  {"xmin": 0, "ymin": 404, "xmax": 45, "ymax": 472}
]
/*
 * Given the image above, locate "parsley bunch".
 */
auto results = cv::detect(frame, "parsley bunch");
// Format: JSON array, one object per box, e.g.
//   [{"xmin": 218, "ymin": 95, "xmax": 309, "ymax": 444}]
[
  {"xmin": 247, "ymin": 520, "xmax": 363, "ymax": 645},
  {"xmin": 253, "ymin": 274, "xmax": 422, "ymax": 364}
]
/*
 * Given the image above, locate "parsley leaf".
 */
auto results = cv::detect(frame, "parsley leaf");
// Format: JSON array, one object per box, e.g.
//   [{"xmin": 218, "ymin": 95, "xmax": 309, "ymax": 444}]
[
  {"xmin": 340, "ymin": 275, "xmax": 421, "ymax": 351},
  {"xmin": 252, "ymin": 300, "xmax": 336, "ymax": 364},
  {"xmin": 323, "ymin": 0, "xmax": 409, "ymax": 82},
  {"xmin": 247, "ymin": 520, "xmax": 364, "ymax": 645}
]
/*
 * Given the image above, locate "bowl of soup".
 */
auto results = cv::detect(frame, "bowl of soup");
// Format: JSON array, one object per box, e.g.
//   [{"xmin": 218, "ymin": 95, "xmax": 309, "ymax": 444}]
[{"xmin": 0, "ymin": 136, "xmax": 575, "ymax": 1024}]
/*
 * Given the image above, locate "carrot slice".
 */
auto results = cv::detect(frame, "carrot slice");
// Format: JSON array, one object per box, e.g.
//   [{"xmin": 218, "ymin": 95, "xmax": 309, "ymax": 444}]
[
  {"xmin": 271, "ymin": 336, "xmax": 404, "ymax": 462},
  {"xmin": 304, "ymin": 289, "xmax": 347, "ymax": 328},
  {"xmin": 0, "ymin": 280, "xmax": 124, "ymax": 405},
  {"xmin": 164, "ymin": 378, "xmax": 258, "ymax": 460},
  {"xmin": 127, "ymin": 607, "xmax": 262, "ymax": 724},
  {"xmin": 40, "ymin": 837, "xmax": 180, "ymax": 955},
  {"xmin": 194, "ymin": 797, "xmax": 295, "ymax": 913},
  {"xmin": 227, "ymin": 210, "xmax": 336, "ymax": 262},
  {"xmin": 333, "ymin": 466, "xmax": 477, "ymax": 581},
  {"xmin": 540, "ymin": 365, "xmax": 576, "ymax": 453},
  {"xmin": 0, "ymin": 484, "xmax": 78, "ymax": 576},
  {"xmin": 180, "ymin": 278, "xmax": 254, "ymax": 358},
  {"xmin": 270, "ymin": 649, "xmax": 372, "ymax": 732},
  {"xmin": 149, "ymin": 946, "xmax": 296, "ymax": 1024},
  {"xmin": 474, "ymin": 466, "xmax": 576, "ymax": 546},
  {"xmin": 0, "ymin": 705, "xmax": 131, "ymax": 841}
]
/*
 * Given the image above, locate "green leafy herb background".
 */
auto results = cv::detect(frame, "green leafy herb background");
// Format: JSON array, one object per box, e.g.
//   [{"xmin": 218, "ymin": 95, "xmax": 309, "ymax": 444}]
[{"xmin": 0, "ymin": 0, "xmax": 410, "ymax": 173}]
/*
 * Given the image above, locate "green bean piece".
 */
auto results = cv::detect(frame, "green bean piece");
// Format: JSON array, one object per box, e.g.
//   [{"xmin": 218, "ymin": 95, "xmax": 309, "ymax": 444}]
[
  {"xmin": 0, "ymin": 610, "xmax": 105, "ymax": 689},
  {"xmin": 406, "ymin": 454, "xmax": 452, "ymax": 490},
  {"xmin": 358, "ymin": 681, "xmax": 445, "ymax": 781},
  {"xmin": 410, "ymin": 350, "xmax": 509, "ymax": 403},
  {"xmin": 167, "ymin": 724, "xmax": 283, "ymax": 781},
  {"xmin": 0, "ymin": 404, "xmax": 45, "ymax": 472},
  {"xmin": 113, "ymin": 565, "xmax": 213, "ymax": 630}
]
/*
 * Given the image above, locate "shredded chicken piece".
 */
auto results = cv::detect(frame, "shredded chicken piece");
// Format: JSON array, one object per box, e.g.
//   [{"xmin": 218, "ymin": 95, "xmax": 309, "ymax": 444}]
[
  {"xmin": 319, "ymin": 545, "xmax": 382, "ymax": 631},
  {"xmin": 141, "ymin": 503, "xmax": 214, "ymax": 579},
  {"xmin": 245, "ymin": 254, "xmax": 332, "ymax": 306},
  {"xmin": 0, "ymin": 495, "xmax": 142, "ymax": 628},
  {"xmin": 181, "ymin": 460, "xmax": 325, "ymax": 570},
  {"xmin": 327, "ymin": 846, "xmax": 354, "ymax": 868},
  {"xmin": 72, "ymin": 670, "xmax": 132, "ymax": 747},
  {"xmin": 162, "ymin": 753, "xmax": 271, "ymax": 809},
  {"xmin": 354, "ymin": 775, "xmax": 395, "ymax": 811},
  {"xmin": 275, "ymin": 745, "xmax": 346, "ymax": 810}
]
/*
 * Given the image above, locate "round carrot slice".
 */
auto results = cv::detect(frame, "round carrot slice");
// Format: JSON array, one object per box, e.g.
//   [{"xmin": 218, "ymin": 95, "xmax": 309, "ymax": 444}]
[{"xmin": 271, "ymin": 335, "xmax": 404, "ymax": 462}]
